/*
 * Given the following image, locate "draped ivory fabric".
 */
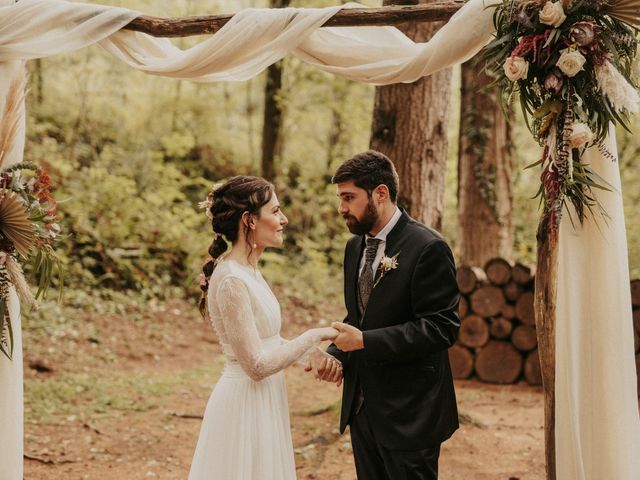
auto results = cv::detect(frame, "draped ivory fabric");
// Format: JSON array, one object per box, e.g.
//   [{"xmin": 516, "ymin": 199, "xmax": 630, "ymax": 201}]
[
  {"xmin": 0, "ymin": 0, "xmax": 26, "ymax": 473},
  {"xmin": 0, "ymin": 0, "xmax": 494, "ymax": 84},
  {"xmin": 0, "ymin": 288, "xmax": 22, "ymax": 480},
  {"xmin": 0, "ymin": 0, "xmax": 638, "ymax": 478},
  {"xmin": 556, "ymin": 126, "xmax": 640, "ymax": 479}
]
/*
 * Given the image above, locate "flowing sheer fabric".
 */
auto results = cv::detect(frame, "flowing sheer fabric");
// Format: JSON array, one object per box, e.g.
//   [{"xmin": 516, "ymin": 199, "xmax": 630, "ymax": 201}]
[
  {"xmin": 0, "ymin": 288, "xmax": 22, "ymax": 480},
  {"xmin": 0, "ymin": 0, "xmax": 494, "ymax": 85},
  {"xmin": 556, "ymin": 127, "xmax": 640, "ymax": 479},
  {"xmin": 187, "ymin": 260, "xmax": 321, "ymax": 480}
]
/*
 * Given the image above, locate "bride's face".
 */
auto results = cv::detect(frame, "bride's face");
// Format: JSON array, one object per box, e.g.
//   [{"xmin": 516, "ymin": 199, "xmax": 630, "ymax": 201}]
[{"xmin": 253, "ymin": 193, "xmax": 288, "ymax": 248}]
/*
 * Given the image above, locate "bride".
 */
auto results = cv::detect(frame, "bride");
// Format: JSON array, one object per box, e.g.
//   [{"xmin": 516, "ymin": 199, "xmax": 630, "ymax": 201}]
[{"xmin": 188, "ymin": 176, "xmax": 342, "ymax": 480}]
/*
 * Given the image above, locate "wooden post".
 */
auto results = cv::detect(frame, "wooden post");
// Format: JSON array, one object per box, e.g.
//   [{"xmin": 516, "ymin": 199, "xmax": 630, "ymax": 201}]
[
  {"xmin": 534, "ymin": 213, "xmax": 558, "ymax": 480},
  {"xmin": 124, "ymin": 3, "xmax": 464, "ymax": 37}
]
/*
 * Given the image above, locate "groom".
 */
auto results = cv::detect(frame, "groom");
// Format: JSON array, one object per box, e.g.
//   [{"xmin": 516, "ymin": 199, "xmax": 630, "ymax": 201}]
[{"xmin": 324, "ymin": 150, "xmax": 460, "ymax": 480}]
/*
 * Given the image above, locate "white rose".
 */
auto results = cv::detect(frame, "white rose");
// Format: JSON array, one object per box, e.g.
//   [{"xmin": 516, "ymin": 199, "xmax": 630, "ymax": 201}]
[
  {"xmin": 556, "ymin": 49, "xmax": 586, "ymax": 77},
  {"xmin": 539, "ymin": 1, "xmax": 566, "ymax": 28},
  {"xmin": 503, "ymin": 56, "xmax": 529, "ymax": 81},
  {"xmin": 568, "ymin": 123, "xmax": 594, "ymax": 148}
]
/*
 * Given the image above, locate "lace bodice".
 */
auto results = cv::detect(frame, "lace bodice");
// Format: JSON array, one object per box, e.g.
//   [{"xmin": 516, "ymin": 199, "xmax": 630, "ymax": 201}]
[{"xmin": 207, "ymin": 259, "xmax": 321, "ymax": 381}]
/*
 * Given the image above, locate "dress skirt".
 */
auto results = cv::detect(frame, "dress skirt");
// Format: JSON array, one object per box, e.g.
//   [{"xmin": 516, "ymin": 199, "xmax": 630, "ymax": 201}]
[{"xmin": 187, "ymin": 362, "xmax": 296, "ymax": 480}]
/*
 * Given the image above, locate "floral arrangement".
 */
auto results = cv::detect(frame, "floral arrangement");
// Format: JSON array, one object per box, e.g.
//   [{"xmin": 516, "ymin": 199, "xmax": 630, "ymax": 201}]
[
  {"xmin": 481, "ymin": 0, "xmax": 639, "ymax": 232},
  {"xmin": 0, "ymin": 163, "xmax": 63, "ymax": 360}
]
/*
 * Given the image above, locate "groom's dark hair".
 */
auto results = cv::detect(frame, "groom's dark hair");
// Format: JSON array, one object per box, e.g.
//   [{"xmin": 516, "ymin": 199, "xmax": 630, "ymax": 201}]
[{"xmin": 332, "ymin": 150, "xmax": 399, "ymax": 202}]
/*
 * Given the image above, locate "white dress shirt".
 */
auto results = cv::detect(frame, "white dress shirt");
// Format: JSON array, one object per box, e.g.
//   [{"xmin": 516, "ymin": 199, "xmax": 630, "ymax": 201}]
[{"xmin": 358, "ymin": 207, "xmax": 402, "ymax": 280}]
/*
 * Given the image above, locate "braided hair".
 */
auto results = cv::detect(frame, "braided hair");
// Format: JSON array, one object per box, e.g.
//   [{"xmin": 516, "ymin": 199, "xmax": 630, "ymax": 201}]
[{"xmin": 198, "ymin": 176, "xmax": 274, "ymax": 317}]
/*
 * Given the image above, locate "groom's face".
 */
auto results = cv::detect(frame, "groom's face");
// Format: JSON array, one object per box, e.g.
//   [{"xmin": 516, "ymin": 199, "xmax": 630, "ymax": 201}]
[{"xmin": 336, "ymin": 180, "xmax": 379, "ymax": 235}]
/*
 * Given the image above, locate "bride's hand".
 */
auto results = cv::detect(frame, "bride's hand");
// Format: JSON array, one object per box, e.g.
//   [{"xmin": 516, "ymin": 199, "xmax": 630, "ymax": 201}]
[{"xmin": 313, "ymin": 326, "xmax": 340, "ymax": 341}]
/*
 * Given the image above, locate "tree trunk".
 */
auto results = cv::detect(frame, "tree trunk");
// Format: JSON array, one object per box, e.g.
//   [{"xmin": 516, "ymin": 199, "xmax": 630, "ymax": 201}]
[
  {"xmin": 457, "ymin": 60, "xmax": 514, "ymax": 266},
  {"xmin": 370, "ymin": 0, "xmax": 452, "ymax": 229},
  {"xmin": 535, "ymin": 215, "xmax": 558, "ymax": 480},
  {"xmin": 261, "ymin": 0, "xmax": 290, "ymax": 181},
  {"xmin": 33, "ymin": 58, "xmax": 44, "ymax": 104}
]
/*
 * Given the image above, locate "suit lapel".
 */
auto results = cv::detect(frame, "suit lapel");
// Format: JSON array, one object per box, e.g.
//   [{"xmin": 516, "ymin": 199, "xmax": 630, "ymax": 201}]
[
  {"xmin": 345, "ymin": 236, "xmax": 364, "ymax": 324},
  {"xmin": 367, "ymin": 211, "xmax": 410, "ymax": 301}
]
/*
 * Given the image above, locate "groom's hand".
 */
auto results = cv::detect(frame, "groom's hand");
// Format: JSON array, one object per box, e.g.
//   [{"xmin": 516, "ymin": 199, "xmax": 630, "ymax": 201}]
[
  {"xmin": 305, "ymin": 349, "xmax": 343, "ymax": 386},
  {"xmin": 331, "ymin": 322, "xmax": 364, "ymax": 352}
]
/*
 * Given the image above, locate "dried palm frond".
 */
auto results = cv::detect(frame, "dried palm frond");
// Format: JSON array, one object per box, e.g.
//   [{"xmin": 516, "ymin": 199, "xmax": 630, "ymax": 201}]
[
  {"xmin": 0, "ymin": 189, "xmax": 34, "ymax": 258},
  {"xmin": 603, "ymin": 0, "xmax": 640, "ymax": 29},
  {"xmin": 0, "ymin": 67, "xmax": 28, "ymax": 170}
]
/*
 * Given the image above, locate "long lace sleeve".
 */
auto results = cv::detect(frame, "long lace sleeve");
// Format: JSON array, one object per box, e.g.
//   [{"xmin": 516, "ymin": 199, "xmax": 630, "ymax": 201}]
[{"xmin": 214, "ymin": 276, "xmax": 322, "ymax": 381}]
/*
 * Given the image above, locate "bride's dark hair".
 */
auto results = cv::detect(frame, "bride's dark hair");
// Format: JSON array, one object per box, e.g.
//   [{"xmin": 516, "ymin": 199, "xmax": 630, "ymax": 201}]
[{"xmin": 198, "ymin": 175, "xmax": 274, "ymax": 317}]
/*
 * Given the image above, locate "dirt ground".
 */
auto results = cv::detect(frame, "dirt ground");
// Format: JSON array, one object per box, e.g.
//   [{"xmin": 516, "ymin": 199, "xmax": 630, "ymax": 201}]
[{"xmin": 22, "ymin": 297, "xmax": 544, "ymax": 480}]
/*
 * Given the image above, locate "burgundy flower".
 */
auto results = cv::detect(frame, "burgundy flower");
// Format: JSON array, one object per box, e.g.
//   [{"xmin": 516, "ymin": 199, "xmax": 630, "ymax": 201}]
[
  {"xmin": 544, "ymin": 72, "xmax": 564, "ymax": 93},
  {"xmin": 570, "ymin": 21, "xmax": 596, "ymax": 47},
  {"xmin": 514, "ymin": 9, "xmax": 534, "ymax": 29}
]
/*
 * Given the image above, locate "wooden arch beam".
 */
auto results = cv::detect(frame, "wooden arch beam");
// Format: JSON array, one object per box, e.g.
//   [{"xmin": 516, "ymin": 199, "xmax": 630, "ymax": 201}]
[{"xmin": 124, "ymin": 2, "xmax": 464, "ymax": 37}]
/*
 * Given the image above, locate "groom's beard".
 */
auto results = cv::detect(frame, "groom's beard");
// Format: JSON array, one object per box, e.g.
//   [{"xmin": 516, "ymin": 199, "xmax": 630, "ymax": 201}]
[{"xmin": 343, "ymin": 199, "xmax": 378, "ymax": 235}]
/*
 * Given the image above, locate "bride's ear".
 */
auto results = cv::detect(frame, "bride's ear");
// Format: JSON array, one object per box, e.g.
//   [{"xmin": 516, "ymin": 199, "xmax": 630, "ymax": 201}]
[{"xmin": 241, "ymin": 212, "xmax": 256, "ymax": 231}]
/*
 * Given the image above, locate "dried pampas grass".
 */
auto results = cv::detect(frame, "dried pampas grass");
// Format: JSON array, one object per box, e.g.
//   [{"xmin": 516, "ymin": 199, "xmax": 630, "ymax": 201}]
[
  {"xmin": 0, "ymin": 67, "xmax": 27, "ymax": 170},
  {"xmin": 5, "ymin": 255, "xmax": 37, "ymax": 309}
]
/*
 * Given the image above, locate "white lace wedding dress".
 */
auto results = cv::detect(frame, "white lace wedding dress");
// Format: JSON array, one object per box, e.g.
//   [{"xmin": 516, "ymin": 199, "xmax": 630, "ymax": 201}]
[{"xmin": 188, "ymin": 259, "xmax": 323, "ymax": 480}]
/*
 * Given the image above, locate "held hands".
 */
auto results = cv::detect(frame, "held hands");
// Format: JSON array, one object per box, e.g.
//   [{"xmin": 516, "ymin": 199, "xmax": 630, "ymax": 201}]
[
  {"xmin": 305, "ymin": 348, "xmax": 343, "ymax": 387},
  {"xmin": 314, "ymin": 326, "xmax": 340, "ymax": 341},
  {"xmin": 331, "ymin": 322, "xmax": 364, "ymax": 352}
]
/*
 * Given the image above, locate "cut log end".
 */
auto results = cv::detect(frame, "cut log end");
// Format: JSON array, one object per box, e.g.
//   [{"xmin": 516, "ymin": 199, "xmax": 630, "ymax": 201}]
[
  {"xmin": 484, "ymin": 257, "xmax": 513, "ymax": 286},
  {"xmin": 524, "ymin": 348, "xmax": 543, "ymax": 386},
  {"xmin": 475, "ymin": 341, "xmax": 523, "ymax": 384},
  {"xmin": 515, "ymin": 291, "xmax": 535, "ymax": 326},
  {"xmin": 457, "ymin": 265, "xmax": 487, "ymax": 294},
  {"xmin": 459, "ymin": 295, "xmax": 469, "ymax": 318},
  {"xmin": 470, "ymin": 285, "xmax": 506, "ymax": 318},
  {"xmin": 511, "ymin": 325, "xmax": 538, "ymax": 352},
  {"xmin": 512, "ymin": 262, "xmax": 534, "ymax": 286},
  {"xmin": 449, "ymin": 344, "xmax": 474, "ymax": 379},
  {"xmin": 490, "ymin": 316, "xmax": 513, "ymax": 340},
  {"xmin": 459, "ymin": 315, "xmax": 490, "ymax": 349}
]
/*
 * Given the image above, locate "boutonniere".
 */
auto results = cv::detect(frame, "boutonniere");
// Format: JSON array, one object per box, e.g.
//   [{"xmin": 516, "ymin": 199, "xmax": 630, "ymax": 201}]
[{"xmin": 374, "ymin": 252, "xmax": 400, "ymax": 288}]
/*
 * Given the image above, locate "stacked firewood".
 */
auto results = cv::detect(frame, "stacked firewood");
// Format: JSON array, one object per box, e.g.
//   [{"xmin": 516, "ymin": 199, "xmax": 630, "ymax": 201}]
[
  {"xmin": 450, "ymin": 258, "xmax": 541, "ymax": 385},
  {"xmin": 451, "ymin": 259, "xmax": 640, "ymax": 390}
]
